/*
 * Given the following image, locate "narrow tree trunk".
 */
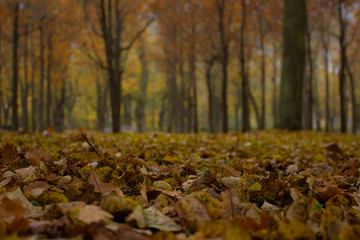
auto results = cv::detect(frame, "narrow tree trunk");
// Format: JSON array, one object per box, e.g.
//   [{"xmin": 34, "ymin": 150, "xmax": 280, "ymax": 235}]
[
  {"xmin": 205, "ymin": 56, "xmax": 216, "ymax": 133},
  {"xmin": 338, "ymin": 0, "xmax": 347, "ymax": 133},
  {"xmin": 347, "ymin": 63, "xmax": 357, "ymax": 133},
  {"xmin": 304, "ymin": 9, "xmax": 313, "ymax": 130},
  {"xmin": 249, "ymin": 90, "xmax": 261, "ymax": 129},
  {"xmin": 0, "ymin": 27, "xmax": 2, "ymax": 127},
  {"xmin": 272, "ymin": 43, "xmax": 278, "ymax": 127},
  {"xmin": 30, "ymin": 37, "xmax": 37, "ymax": 132},
  {"xmin": 11, "ymin": 2, "xmax": 20, "ymax": 131},
  {"xmin": 39, "ymin": 22, "xmax": 45, "ymax": 131},
  {"xmin": 320, "ymin": 25, "xmax": 330, "ymax": 132},
  {"xmin": 240, "ymin": 0, "xmax": 250, "ymax": 132},
  {"xmin": 215, "ymin": 0, "xmax": 229, "ymax": 133},
  {"xmin": 258, "ymin": 12, "xmax": 266, "ymax": 130},
  {"xmin": 46, "ymin": 33, "xmax": 52, "ymax": 128},
  {"xmin": 21, "ymin": 23, "xmax": 29, "ymax": 131}
]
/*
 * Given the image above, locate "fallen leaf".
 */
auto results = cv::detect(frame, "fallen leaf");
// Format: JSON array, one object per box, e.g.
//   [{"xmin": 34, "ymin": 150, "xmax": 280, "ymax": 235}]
[
  {"xmin": 78, "ymin": 205, "xmax": 113, "ymax": 224},
  {"xmin": 176, "ymin": 196, "xmax": 210, "ymax": 230},
  {"xmin": 89, "ymin": 169, "xmax": 116, "ymax": 194},
  {"xmin": 0, "ymin": 143, "xmax": 18, "ymax": 165}
]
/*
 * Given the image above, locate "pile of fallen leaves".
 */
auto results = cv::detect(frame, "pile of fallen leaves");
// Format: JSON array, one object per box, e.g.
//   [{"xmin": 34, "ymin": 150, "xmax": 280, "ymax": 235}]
[{"xmin": 1, "ymin": 130, "xmax": 360, "ymax": 239}]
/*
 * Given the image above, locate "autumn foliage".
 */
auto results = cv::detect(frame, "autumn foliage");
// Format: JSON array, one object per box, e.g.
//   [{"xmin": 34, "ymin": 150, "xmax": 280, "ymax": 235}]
[{"xmin": 0, "ymin": 131, "xmax": 359, "ymax": 239}]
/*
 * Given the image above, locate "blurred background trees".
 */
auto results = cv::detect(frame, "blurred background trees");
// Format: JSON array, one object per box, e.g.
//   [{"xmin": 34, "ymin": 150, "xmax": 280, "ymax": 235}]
[{"xmin": 0, "ymin": 0, "xmax": 359, "ymax": 133}]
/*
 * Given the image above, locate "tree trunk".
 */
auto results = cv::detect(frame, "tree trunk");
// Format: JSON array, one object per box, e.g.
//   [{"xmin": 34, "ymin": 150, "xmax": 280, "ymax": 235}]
[
  {"xmin": 215, "ymin": 0, "xmax": 229, "ymax": 133},
  {"xmin": 258, "ymin": 11, "xmax": 266, "ymax": 130},
  {"xmin": 135, "ymin": 43, "xmax": 148, "ymax": 133},
  {"xmin": 30, "ymin": 37, "xmax": 37, "ymax": 132},
  {"xmin": 320, "ymin": 24, "xmax": 330, "ymax": 132},
  {"xmin": 39, "ymin": 22, "xmax": 45, "ymax": 131},
  {"xmin": 278, "ymin": 0, "xmax": 306, "ymax": 130},
  {"xmin": 304, "ymin": 9, "xmax": 313, "ymax": 130},
  {"xmin": 272, "ymin": 43, "xmax": 278, "ymax": 128},
  {"xmin": 21, "ymin": 23, "xmax": 29, "ymax": 131},
  {"xmin": 11, "ymin": 2, "xmax": 20, "ymax": 131},
  {"xmin": 123, "ymin": 93, "xmax": 132, "ymax": 126},
  {"xmin": 205, "ymin": 56, "xmax": 216, "ymax": 133},
  {"xmin": 46, "ymin": 33, "xmax": 52, "ymax": 129},
  {"xmin": 338, "ymin": 0, "xmax": 347, "ymax": 133},
  {"xmin": 249, "ymin": 89, "xmax": 261, "ymax": 129},
  {"xmin": 347, "ymin": 63, "xmax": 358, "ymax": 133},
  {"xmin": 0, "ymin": 27, "xmax": 2, "ymax": 127},
  {"xmin": 240, "ymin": 0, "xmax": 250, "ymax": 132}
]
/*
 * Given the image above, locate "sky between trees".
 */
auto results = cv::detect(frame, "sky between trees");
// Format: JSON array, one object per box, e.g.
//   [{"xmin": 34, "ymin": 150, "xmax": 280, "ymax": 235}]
[{"xmin": 0, "ymin": 0, "xmax": 359, "ymax": 133}]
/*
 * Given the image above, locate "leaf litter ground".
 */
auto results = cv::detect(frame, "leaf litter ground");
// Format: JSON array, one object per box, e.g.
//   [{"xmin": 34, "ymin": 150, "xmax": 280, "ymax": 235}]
[{"xmin": 1, "ymin": 130, "xmax": 360, "ymax": 239}]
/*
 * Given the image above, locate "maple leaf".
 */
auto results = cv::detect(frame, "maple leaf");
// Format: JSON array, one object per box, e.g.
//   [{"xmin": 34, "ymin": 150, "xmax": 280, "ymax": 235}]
[
  {"xmin": 0, "ymin": 143, "xmax": 19, "ymax": 165},
  {"xmin": 0, "ymin": 196, "xmax": 28, "ymax": 223},
  {"xmin": 77, "ymin": 205, "xmax": 113, "ymax": 224}
]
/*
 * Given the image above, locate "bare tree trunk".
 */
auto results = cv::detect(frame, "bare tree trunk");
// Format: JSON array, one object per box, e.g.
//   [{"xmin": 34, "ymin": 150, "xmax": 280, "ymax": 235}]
[
  {"xmin": 272, "ymin": 43, "xmax": 278, "ymax": 128},
  {"xmin": 258, "ymin": 11, "xmax": 266, "ymax": 130},
  {"xmin": 46, "ymin": 33, "xmax": 52, "ymax": 129},
  {"xmin": 320, "ymin": 24, "xmax": 330, "ymax": 132},
  {"xmin": 240, "ymin": 0, "xmax": 250, "ymax": 132},
  {"xmin": 249, "ymin": 90, "xmax": 261, "ymax": 129},
  {"xmin": 30, "ymin": 36, "xmax": 37, "ymax": 132},
  {"xmin": 21, "ymin": 22, "xmax": 29, "ymax": 131},
  {"xmin": 189, "ymin": 39, "xmax": 198, "ymax": 133},
  {"xmin": 205, "ymin": 56, "xmax": 216, "ymax": 133},
  {"xmin": 39, "ymin": 22, "xmax": 45, "ymax": 131},
  {"xmin": 135, "ymin": 42, "xmax": 148, "ymax": 133},
  {"xmin": 215, "ymin": 0, "xmax": 229, "ymax": 133},
  {"xmin": 11, "ymin": 2, "xmax": 20, "ymax": 131},
  {"xmin": 347, "ymin": 63, "xmax": 358, "ymax": 133},
  {"xmin": 338, "ymin": 0, "xmax": 347, "ymax": 133},
  {"xmin": 278, "ymin": 0, "xmax": 306, "ymax": 130},
  {"xmin": 0, "ymin": 27, "xmax": 2, "ymax": 127},
  {"xmin": 304, "ymin": 8, "xmax": 313, "ymax": 130}
]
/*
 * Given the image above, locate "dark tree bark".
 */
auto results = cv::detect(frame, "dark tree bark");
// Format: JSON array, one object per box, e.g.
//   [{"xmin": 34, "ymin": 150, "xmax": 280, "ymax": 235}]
[
  {"xmin": 258, "ymin": 10, "xmax": 266, "ymax": 130},
  {"xmin": 0, "ymin": 26, "xmax": 3, "ymax": 127},
  {"xmin": 96, "ymin": 78, "xmax": 108, "ymax": 132},
  {"xmin": 215, "ymin": 0, "xmax": 229, "ymax": 133},
  {"xmin": 135, "ymin": 41, "xmax": 148, "ymax": 133},
  {"xmin": 46, "ymin": 33, "xmax": 52, "ymax": 129},
  {"xmin": 189, "ymin": 19, "xmax": 198, "ymax": 133},
  {"xmin": 338, "ymin": 0, "xmax": 347, "ymax": 133},
  {"xmin": 240, "ymin": 0, "xmax": 250, "ymax": 132},
  {"xmin": 277, "ymin": 0, "xmax": 306, "ymax": 130},
  {"xmin": 21, "ymin": 22, "xmax": 29, "ymax": 131},
  {"xmin": 320, "ymin": 23, "xmax": 330, "ymax": 132},
  {"xmin": 205, "ymin": 55, "xmax": 217, "ymax": 133},
  {"xmin": 272, "ymin": 43, "xmax": 278, "ymax": 128},
  {"xmin": 304, "ymin": 8, "xmax": 313, "ymax": 130},
  {"xmin": 347, "ymin": 62, "xmax": 358, "ymax": 133},
  {"xmin": 11, "ymin": 2, "xmax": 20, "ymax": 131},
  {"xmin": 30, "ymin": 36, "xmax": 37, "ymax": 132},
  {"xmin": 123, "ymin": 94, "xmax": 132, "ymax": 126},
  {"xmin": 39, "ymin": 20, "xmax": 45, "ymax": 131}
]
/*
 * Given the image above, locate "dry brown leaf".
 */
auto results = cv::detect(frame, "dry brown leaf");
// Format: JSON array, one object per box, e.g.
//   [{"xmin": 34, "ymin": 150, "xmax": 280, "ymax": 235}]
[
  {"xmin": 15, "ymin": 166, "xmax": 37, "ymax": 179},
  {"xmin": 78, "ymin": 205, "xmax": 113, "ymax": 224},
  {"xmin": 0, "ymin": 196, "xmax": 28, "ymax": 222},
  {"xmin": 23, "ymin": 181, "xmax": 50, "ymax": 197},
  {"xmin": 0, "ymin": 177, "xmax": 11, "ymax": 188},
  {"xmin": 0, "ymin": 143, "xmax": 18, "ymax": 165},
  {"xmin": 25, "ymin": 148, "xmax": 51, "ymax": 166},
  {"xmin": 89, "ymin": 169, "xmax": 116, "ymax": 194},
  {"xmin": 176, "ymin": 196, "xmax": 210, "ymax": 230}
]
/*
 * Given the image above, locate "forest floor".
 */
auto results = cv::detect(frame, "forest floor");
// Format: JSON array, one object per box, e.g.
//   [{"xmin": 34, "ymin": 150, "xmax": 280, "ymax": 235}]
[{"xmin": 0, "ymin": 130, "xmax": 360, "ymax": 239}]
